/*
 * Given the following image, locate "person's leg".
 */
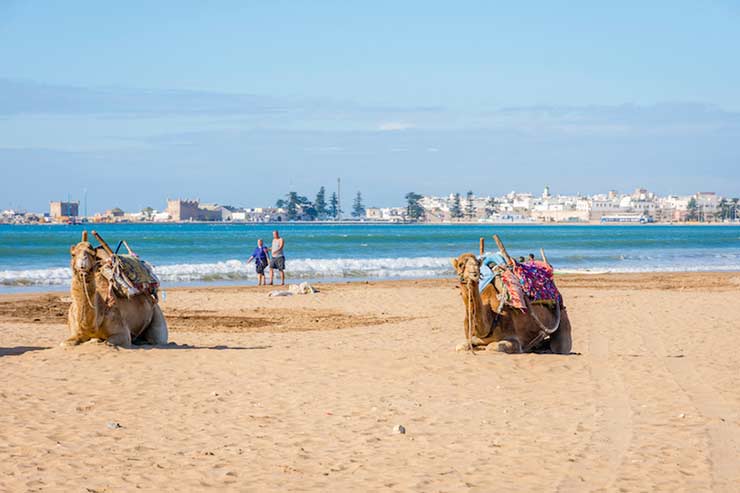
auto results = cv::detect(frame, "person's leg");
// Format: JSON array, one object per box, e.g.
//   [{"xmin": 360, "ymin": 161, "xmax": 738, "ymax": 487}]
[
  {"xmin": 280, "ymin": 269, "xmax": 285, "ymax": 285},
  {"xmin": 269, "ymin": 262, "xmax": 274, "ymax": 285}
]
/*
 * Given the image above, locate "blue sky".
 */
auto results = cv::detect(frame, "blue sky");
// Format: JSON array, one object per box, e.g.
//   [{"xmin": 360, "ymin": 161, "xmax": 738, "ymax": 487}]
[{"xmin": 1, "ymin": 1, "xmax": 739, "ymax": 212}]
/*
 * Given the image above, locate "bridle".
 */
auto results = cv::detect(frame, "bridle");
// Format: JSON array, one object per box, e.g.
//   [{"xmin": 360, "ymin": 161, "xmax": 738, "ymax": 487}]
[{"xmin": 72, "ymin": 245, "xmax": 99, "ymax": 309}]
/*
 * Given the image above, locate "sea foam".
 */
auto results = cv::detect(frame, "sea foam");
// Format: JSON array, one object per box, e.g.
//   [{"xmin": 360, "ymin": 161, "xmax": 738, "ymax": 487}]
[{"xmin": 2, "ymin": 255, "xmax": 740, "ymax": 287}]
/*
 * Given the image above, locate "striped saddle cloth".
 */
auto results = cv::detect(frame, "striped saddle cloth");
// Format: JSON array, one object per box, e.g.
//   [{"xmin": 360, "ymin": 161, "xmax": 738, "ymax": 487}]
[{"xmin": 100, "ymin": 254, "xmax": 160, "ymax": 299}]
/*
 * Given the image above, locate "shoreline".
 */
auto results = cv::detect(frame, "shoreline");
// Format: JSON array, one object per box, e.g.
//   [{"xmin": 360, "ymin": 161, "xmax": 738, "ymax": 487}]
[{"xmin": 3, "ymin": 271, "xmax": 740, "ymax": 301}]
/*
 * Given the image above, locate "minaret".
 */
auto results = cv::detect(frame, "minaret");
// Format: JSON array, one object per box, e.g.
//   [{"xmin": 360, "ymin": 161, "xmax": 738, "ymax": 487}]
[{"xmin": 543, "ymin": 185, "xmax": 551, "ymax": 199}]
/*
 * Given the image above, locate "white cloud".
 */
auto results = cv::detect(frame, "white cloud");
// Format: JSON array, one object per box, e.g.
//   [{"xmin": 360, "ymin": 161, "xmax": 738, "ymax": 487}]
[{"xmin": 377, "ymin": 121, "xmax": 415, "ymax": 131}]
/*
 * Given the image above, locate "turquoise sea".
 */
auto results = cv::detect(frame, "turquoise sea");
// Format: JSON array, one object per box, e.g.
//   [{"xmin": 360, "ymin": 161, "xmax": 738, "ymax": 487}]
[{"xmin": 1, "ymin": 223, "xmax": 739, "ymax": 292}]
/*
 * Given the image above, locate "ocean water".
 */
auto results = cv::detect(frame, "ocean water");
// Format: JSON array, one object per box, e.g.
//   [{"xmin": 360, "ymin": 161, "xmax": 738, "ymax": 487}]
[{"xmin": 1, "ymin": 223, "xmax": 739, "ymax": 292}]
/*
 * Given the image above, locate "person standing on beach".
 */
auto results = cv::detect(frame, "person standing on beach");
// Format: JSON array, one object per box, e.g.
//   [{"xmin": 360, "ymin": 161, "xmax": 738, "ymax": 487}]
[
  {"xmin": 270, "ymin": 230, "xmax": 286, "ymax": 285},
  {"xmin": 246, "ymin": 239, "xmax": 270, "ymax": 286}
]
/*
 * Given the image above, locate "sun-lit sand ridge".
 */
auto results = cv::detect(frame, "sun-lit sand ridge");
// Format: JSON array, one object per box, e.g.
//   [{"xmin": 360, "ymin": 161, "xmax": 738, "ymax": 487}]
[{"xmin": 1, "ymin": 273, "xmax": 740, "ymax": 491}]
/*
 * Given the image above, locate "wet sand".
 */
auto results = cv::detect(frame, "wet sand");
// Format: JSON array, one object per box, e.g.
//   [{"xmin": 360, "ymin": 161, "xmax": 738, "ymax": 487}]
[{"xmin": 1, "ymin": 273, "xmax": 740, "ymax": 491}]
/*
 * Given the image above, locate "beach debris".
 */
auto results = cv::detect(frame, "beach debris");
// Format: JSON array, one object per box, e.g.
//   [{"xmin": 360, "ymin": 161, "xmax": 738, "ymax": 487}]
[
  {"xmin": 392, "ymin": 424, "xmax": 406, "ymax": 434},
  {"xmin": 106, "ymin": 421, "xmax": 122, "ymax": 430},
  {"xmin": 269, "ymin": 282, "xmax": 318, "ymax": 297},
  {"xmin": 268, "ymin": 290, "xmax": 293, "ymax": 297},
  {"xmin": 290, "ymin": 282, "xmax": 318, "ymax": 294}
]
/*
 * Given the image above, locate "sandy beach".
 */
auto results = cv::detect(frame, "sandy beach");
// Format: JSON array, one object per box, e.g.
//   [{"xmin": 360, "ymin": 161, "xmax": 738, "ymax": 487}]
[{"xmin": 1, "ymin": 273, "xmax": 740, "ymax": 492}]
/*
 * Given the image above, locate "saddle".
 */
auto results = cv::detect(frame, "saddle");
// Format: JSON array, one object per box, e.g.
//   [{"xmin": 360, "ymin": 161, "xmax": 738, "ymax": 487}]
[
  {"xmin": 99, "ymin": 253, "xmax": 160, "ymax": 299},
  {"xmin": 91, "ymin": 231, "xmax": 160, "ymax": 300}
]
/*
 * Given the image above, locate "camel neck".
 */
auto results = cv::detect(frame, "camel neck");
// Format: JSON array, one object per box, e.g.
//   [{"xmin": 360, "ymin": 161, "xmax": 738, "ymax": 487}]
[
  {"xmin": 71, "ymin": 272, "xmax": 97, "ymax": 330},
  {"xmin": 461, "ymin": 281, "xmax": 486, "ymax": 338}
]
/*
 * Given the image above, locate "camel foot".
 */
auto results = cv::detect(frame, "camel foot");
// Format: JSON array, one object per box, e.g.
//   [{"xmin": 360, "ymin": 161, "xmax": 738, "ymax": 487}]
[
  {"xmin": 61, "ymin": 337, "xmax": 83, "ymax": 347},
  {"xmin": 495, "ymin": 339, "xmax": 522, "ymax": 354},
  {"xmin": 455, "ymin": 341, "xmax": 473, "ymax": 352},
  {"xmin": 105, "ymin": 332, "xmax": 132, "ymax": 348}
]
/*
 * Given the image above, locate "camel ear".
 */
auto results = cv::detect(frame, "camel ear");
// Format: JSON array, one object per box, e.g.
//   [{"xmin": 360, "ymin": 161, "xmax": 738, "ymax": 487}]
[
  {"xmin": 81, "ymin": 230, "xmax": 88, "ymax": 242},
  {"xmin": 70, "ymin": 245, "xmax": 76, "ymax": 254},
  {"xmin": 477, "ymin": 258, "xmax": 483, "ymax": 267},
  {"xmin": 450, "ymin": 258, "xmax": 459, "ymax": 271}
]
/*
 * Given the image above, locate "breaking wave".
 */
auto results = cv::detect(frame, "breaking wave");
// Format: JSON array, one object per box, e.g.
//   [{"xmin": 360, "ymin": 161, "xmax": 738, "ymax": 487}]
[
  {"xmin": 2, "ymin": 255, "xmax": 740, "ymax": 288},
  {"xmin": 0, "ymin": 257, "xmax": 455, "ymax": 287}
]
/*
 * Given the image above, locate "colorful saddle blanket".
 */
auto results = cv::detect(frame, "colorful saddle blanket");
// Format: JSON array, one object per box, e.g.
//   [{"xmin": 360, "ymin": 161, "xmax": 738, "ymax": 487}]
[
  {"xmin": 513, "ymin": 261, "xmax": 561, "ymax": 305},
  {"xmin": 100, "ymin": 254, "xmax": 160, "ymax": 299},
  {"xmin": 479, "ymin": 255, "xmax": 561, "ymax": 311}
]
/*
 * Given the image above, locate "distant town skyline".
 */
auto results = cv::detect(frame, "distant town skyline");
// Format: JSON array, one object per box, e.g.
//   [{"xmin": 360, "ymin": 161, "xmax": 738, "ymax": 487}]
[
  {"xmin": 2, "ymin": 2, "xmax": 740, "ymax": 211},
  {"xmin": 4, "ymin": 187, "xmax": 738, "ymax": 226}
]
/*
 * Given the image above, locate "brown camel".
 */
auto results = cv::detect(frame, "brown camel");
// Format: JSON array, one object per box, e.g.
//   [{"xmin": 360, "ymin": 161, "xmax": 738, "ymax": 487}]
[
  {"xmin": 451, "ymin": 252, "xmax": 572, "ymax": 354},
  {"xmin": 64, "ymin": 231, "xmax": 168, "ymax": 347}
]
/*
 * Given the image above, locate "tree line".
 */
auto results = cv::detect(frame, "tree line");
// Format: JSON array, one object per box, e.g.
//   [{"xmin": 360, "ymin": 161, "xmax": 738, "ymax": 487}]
[
  {"xmin": 276, "ymin": 187, "xmax": 365, "ymax": 221},
  {"xmin": 687, "ymin": 197, "xmax": 740, "ymax": 221}
]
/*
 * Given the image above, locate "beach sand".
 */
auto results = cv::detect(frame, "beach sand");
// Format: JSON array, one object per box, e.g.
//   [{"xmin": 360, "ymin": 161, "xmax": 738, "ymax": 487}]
[{"xmin": 1, "ymin": 273, "xmax": 740, "ymax": 492}]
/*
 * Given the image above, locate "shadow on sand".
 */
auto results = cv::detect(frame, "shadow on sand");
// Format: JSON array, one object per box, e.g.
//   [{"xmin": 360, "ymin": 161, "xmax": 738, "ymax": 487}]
[
  {"xmin": 133, "ymin": 342, "xmax": 272, "ymax": 351},
  {"xmin": 0, "ymin": 346, "xmax": 50, "ymax": 357}
]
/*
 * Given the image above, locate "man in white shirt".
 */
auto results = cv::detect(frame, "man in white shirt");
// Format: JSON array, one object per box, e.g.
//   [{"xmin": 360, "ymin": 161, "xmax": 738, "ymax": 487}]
[{"xmin": 269, "ymin": 230, "xmax": 286, "ymax": 286}]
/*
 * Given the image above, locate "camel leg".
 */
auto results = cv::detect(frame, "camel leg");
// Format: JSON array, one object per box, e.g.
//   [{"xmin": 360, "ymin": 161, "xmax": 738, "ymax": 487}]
[
  {"xmin": 105, "ymin": 330, "xmax": 131, "ymax": 348},
  {"xmin": 62, "ymin": 309, "xmax": 88, "ymax": 346},
  {"xmin": 455, "ymin": 315, "xmax": 474, "ymax": 351},
  {"xmin": 139, "ymin": 304, "xmax": 168, "ymax": 345},
  {"xmin": 549, "ymin": 308, "xmax": 573, "ymax": 355}
]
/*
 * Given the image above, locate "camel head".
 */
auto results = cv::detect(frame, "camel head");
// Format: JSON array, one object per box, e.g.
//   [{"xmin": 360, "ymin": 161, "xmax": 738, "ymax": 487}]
[
  {"xmin": 450, "ymin": 253, "xmax": 482, "ymax": 285},
  {"xmin": 70, "ymin": 231, "xmax": 97, "ymax": 275}
]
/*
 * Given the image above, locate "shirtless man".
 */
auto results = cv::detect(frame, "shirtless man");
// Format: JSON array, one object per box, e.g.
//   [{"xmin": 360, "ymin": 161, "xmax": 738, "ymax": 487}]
[{"xmin": 269, "ymin": 230, "xmax": 286, "ymax": 285}]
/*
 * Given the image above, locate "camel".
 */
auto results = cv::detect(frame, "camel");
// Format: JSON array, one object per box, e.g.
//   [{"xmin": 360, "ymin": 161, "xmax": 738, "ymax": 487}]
[
  {"xmin": 64, "ymin": 231, "xmax": 168, "ymax": 347},
  {"xmin": 451, "ymin": 240, "xmax": 572, "ymax": 354}
]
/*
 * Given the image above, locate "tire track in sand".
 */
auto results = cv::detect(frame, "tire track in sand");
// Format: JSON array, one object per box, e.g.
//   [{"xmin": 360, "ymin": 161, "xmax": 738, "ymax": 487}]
[
  {"xmin": 556, "ymin": 315, "xmax": 633, "ymax": 492},
  {"xmin": 639, "ymin": 320, "xmax": 740, "ymax": 492}
]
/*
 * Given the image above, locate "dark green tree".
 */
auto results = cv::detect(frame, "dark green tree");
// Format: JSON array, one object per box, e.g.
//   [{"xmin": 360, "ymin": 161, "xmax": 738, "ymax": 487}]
[
  {"xmin": 449, "ymin": 193, "xmax": 462, "ymax": 219},
  {"xmin": 686, "ymin": 197, "xmax": 698, "ymax": 222},
  {"xmin": 465, "ymin": 191, "xmax": 475, "ymax": 219},
  {"xmin": 485, "ymin": 197, "xmax": 497, "ymax": 217},
  {"xmin": 315, "ymin": 186, "xmax": 327, "ymax": 218},
  {"xmin": 329, "ymin": 192, "xmax": 341, "ymax": 219},
  {"xmin": 719, "ymin": 198, "xmax": 730, "ymax": 221},
  {"xmin": 285, "ymin": 192, "xmax": 299, "ymax": 220},
  {"xmin": 405, "ymin": 192, "xmax": 424, "ymax": 221},
  {"xmin": 352, "ymin": 191, "xmax": 365, "ymax": 218},
  {"xmin": 296, "ymin": 194, "xmax": 317, "ymax": 220}
]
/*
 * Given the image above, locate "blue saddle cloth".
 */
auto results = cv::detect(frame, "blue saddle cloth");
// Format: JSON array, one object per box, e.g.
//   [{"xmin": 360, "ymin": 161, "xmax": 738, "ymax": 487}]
[{"xmin": 478, "ymin": 252, "xmax": 508, "ymax": 293}]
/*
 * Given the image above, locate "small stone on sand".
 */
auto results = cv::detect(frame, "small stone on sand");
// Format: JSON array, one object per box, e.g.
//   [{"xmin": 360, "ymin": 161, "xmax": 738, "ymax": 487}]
[
  {"xmin": 106, "ymin": 422, "xmax": 122, "ymax": 430},
  {"xmin": 393, "ymin": 424, "xmax": 406, "ymax": 434}
]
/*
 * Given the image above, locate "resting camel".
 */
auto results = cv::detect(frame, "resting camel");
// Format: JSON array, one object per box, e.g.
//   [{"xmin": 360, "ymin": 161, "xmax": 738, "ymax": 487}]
[
  {"xmin": 64, "ymin": 231, "xmax": 168, "ymax": 347},
  {"xmin": 451, "ymin": 250, "xmax": 572, "ymax": 354}
]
